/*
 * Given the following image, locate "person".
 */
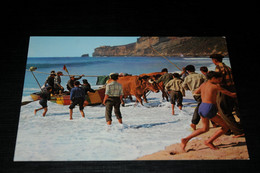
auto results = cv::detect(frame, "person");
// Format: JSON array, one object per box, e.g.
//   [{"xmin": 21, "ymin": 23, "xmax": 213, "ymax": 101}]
[
  {"xmin": 54, "ymin": 71, "xmax": 64, "ymax": 94},
  {"xmin": 67, "ymin": 75, "xmax": 84, "ymax": 91},
  {"xmin": 155, "ymin": 68, "xmax": 173, "ymax": 86},
  {"xmin": 34, "ymin": 86, "xmax": 52, "ymax": 117},
  {"xmin": 103, "ymin": 73, "xmax": 124, "ymax": 125},
  {"xmin": 180, "ymin": 67, "xmax": 189, "ymax": 80},
  {"xmin": 199, "ymin": 66, "xmax": 218, "ymax": 128},
  {"xmin": 210, "ymin": 54, "xmax": 244, "ymax": 137},
  {"xmin": 155, "ymin": 68, "xmax": 173, "ymax": 101},
  {"xmin": 44, "ymin": 71, "xmax": 56, "ymax": 94},
  {"xmin": 82, "ymin": 79, "xmax": 95, "ymax": 94},
  {"xmin": 165, "ymin": 73, "xmax": 185, "ymax": 115},
  {"xmin": 69, "ymin": 81, "xmax": 85, "ymax": 120},
  {"xmin": 182, "ymin": 65, "xmax": 206, "ymax": 130},
  {"xmin": 200, "ymin": 66, "xmax": 208, "ymax": 75},
  {"xmin": 181, "ymin": 71, "xmax": 236, "ymax": 151}
]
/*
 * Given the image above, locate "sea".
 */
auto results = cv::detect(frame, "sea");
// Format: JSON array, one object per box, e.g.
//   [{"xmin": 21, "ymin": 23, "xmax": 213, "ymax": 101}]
[{"xmin": 15, "ymin": 56, "xmax": 232, "ymax": 161}]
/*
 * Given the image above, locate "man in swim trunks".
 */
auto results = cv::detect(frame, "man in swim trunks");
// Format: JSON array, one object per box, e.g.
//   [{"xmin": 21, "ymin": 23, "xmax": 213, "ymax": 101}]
[{"xmin": 181, "ymin": 71, "xmax": 236, "ymax": 151}]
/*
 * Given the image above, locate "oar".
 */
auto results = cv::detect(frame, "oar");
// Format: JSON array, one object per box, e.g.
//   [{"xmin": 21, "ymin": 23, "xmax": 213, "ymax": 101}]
[{"xmin": 21, "ymin": 67, "xmax": 43, "ymax": 106}]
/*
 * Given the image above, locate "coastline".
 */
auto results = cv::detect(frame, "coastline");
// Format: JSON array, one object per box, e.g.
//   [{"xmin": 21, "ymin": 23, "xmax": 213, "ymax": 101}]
[{"xmin": 137, "ymin": 119, "xmax": 249, "ymax": 160}]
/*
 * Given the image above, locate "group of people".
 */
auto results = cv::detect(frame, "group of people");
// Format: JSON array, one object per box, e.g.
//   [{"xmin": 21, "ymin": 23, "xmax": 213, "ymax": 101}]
[
  {"xmin": 34, "ymin": 53, "xmax": 244, "ymax": 151},
  {"xmin": 34, "ymin": 71, "xmax": 95, "ymax": 120},
  {"xmin": 144, "ymin": 53, "xmax": 244, "ymax": 151}
]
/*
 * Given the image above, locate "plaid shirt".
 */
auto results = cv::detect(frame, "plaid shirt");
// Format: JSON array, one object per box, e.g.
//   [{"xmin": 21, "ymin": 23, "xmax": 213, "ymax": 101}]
[
  {"xmin": 215, "ymin": 62, "xmax": 235, "ymax": 88},
  {"xmin": 105, "ymin": 81, "xmax": 123, "ymax": 97}
]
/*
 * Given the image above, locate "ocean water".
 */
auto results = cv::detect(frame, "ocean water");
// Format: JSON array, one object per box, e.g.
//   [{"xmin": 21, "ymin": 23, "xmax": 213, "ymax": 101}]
[{"xmin": 15, "ymin": 56, "xmax": 232, "ymax": 161}]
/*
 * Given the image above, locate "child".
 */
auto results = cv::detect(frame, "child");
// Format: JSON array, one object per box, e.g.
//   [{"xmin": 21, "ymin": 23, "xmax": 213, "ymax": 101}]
[
  {"xmin": 34, "ymin": 86, "xmax": 52, "ymax": 117},
  {"xmin": 165, "ymin": 73, "xmax": 185, "ymax": 115},
  {"xmin": 181, "ymin": 71, "xmax": 236, "ymax": 151}
]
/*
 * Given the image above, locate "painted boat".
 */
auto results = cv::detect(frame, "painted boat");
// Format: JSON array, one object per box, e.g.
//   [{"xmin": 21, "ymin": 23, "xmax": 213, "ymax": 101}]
[{"xmin": 30, "ymin": 88, "xmax": 105, "ymax": 106}]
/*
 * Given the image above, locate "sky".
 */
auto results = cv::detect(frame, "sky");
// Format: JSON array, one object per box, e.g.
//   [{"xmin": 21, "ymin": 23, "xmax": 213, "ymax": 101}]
[{"xmin": 28, "ymin": 36, "xmax": 140, "ymax": 57}]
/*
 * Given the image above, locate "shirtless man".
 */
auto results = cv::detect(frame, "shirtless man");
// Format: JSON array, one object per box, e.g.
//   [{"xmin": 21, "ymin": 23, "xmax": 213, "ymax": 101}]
[{"xmin": 181, "ymin": 71, "xmax": 236, "ymax": 151}]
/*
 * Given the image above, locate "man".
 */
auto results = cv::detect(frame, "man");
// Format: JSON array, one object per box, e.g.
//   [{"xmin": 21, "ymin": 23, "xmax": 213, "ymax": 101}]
[
  {"xmin": 69, "ymin": 81, "xmax": 85, "ymax": 120},
  {"xmin": 82, "ymin": 79, "xmax": 95, "ymax": 94},
  {"xmin": 67, "ymin": 75, "xmax": 84, "ymax": 91},
  {"xmin": 54, "ymin": 71, "xmax": 64, "ymax": 94},
  {"xmin": 165, "ymin": 73, "xmax": 185, "ymax": 115},
  {"xmin": 34, "ymin": 86, "xmax": 52, "ymax": 117},
  {"xmin": 210, "ymin": 54, "xmax": 244, "ymax": 137},
  {"xmin": 155, "ymin": 68, "xmax": 173, "ymax": 86},
  {"xmin": 103, "ymin": 73, "xmax": 124, "ymax": 125},
  {"xmin": 44, "ymin": 71, "xmax": 56, "ymax": 94},
  {"xmin": 182, "ymin": 65, "xmax": 206, "ymax": 130},
  {"xmin": 155, "ymin": 68, "xmax": 173, "ymax": 101}
]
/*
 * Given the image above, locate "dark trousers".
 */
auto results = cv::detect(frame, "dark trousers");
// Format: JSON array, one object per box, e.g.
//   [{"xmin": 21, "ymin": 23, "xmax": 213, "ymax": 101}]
[
  {"xmin": 191, "ymin": 95, "xmax": 202, "ymax": 125},
  {"xmin": 169, "ymin": 91, "xmax": 183, "ymax": 106},
  {"xmin": 105, "ymin": 97, "xmax": 122, "ymax": 122},
  {"xmin": 217, "ymin": 92, "xmax": 244, "ymax": 135}
]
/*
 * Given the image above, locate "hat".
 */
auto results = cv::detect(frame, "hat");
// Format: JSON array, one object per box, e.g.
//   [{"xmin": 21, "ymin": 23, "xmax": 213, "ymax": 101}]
[
  {"xmin": 82, "ymin": 79, "xmax": 88, "ymax": 84},
  {"xmin": 50, "ymin": 71, "xmax": 56, "ymax": 76},
  {"xmin": 109, "ymin": 73, "xmax": 119, "ymax": 78}
]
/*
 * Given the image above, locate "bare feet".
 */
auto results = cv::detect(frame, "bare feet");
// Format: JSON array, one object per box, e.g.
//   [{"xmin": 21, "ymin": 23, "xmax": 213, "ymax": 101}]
[
  {"xmin": 181, "ymin": 138, "xmax": 188, "ymax": 152},
  {"xmin": 190, "ymin": 123, "xmax": 196, "ymax": 130},
  {"xmin": 204, "ymin": 141, "xmax": 219, "ymax": 150},
  {"xmin": 34, "ymin": 109, "xmax": 37, "ymax": 115}
]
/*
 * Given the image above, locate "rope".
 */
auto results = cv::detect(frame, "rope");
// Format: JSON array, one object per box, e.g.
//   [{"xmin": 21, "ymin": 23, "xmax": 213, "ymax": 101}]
[
  {"xmin": 26, "ymin": 69, "xmax": 103, "ymax": 77},
  {"xmin": 149, "ymin": 38, "xmax": 182, "ymax": 71}
]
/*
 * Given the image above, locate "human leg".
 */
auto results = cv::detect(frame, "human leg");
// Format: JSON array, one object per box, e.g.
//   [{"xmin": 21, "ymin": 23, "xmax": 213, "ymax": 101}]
[
  {"xmin": 34, "ymin": 107, "xmax": 44, "ymax": 115},
  {"xmin": 170, "ymin": 91, "xmax": 176, "ymax": 115},
  {"xmin": 204, "ymin": 114, "xmax": 229, "ymax": 150},
  {"xmin": 79, "ymin": 98, "xmax": 85, "ymax": 118},
  {"xmin": 191, "ymin": 95, "xmax": 202, "ymax": 129},
  {"xmin": 69, "ymin": 109, "xmax": 73, "ymax": 120},
  {"xmin": 105, "ymin": 100, "xmax": 113, "ymax": 125},
  {"xmin": 114, "ymin": 98, "xmax": 122, "ymax": 124},
  {"xmin": 42, "ymin": 107, "xmax": 48, "ymax": 117},
  {"xmin": 181, "ymin": 116, "xmax": 209, "ymax": 151}
]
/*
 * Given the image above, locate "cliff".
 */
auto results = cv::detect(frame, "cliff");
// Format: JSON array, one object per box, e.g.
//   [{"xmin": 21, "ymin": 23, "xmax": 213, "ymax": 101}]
[{"xmin": 92, "ymin": 37, "xmax": 228, "ymax": 57}]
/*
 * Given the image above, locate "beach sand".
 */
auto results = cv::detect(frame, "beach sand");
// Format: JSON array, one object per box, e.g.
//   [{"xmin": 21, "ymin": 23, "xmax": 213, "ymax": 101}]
[{"xmin": 137, "ymin": 118, "xmax": 249, "ymax": 160}]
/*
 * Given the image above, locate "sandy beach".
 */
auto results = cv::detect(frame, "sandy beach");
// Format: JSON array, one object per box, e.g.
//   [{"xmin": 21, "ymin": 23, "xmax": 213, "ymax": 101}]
[{"xmin": 137, "ymin": 118, "xmax": 249, "ymax": 160}]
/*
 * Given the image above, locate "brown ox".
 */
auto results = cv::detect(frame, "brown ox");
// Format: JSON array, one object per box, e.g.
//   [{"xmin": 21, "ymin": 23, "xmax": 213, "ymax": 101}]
[
  {"xmin": 139, "ymin": 72, "xmax": 169, "ymax": 101},
  {"xmin": 107, "ymin": 75, "xmax": 159, "ymax": 105}
]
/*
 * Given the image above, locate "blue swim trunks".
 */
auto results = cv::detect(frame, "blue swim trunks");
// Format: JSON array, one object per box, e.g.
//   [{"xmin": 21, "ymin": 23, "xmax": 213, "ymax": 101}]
[{"xmin": 198, "ymin": 102, "xmax": 218, "ymax": 119}]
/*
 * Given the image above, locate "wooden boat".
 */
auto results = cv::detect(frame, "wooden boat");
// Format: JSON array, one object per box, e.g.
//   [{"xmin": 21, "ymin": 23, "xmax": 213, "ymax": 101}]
[{"xmin": 30, "ymin": 88, "xmax": 105, "ymax": 106}]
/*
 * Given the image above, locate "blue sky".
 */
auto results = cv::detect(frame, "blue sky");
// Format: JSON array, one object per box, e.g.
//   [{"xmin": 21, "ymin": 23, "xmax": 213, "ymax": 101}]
[{"xmin": 28, "ymin": 36, "xmax": 140, "ymax": 57}]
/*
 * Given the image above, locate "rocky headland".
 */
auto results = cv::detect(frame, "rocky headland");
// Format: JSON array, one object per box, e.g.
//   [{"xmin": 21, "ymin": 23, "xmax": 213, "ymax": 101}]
[{"xmin": 92, "ymin": 37, "xmax": 228, "ymax": 57}]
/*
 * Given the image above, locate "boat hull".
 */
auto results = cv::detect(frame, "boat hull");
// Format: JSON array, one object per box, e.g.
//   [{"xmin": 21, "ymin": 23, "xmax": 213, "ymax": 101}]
[{"xmin": 30, "ymin": 88, "xmax": 105, "ymax": 106}]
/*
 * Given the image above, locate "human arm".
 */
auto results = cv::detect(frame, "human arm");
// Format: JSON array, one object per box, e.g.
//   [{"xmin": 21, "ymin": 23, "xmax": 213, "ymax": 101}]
[
  {"xmin": 70, "ymin": 89, "xmax": 75, "ymax": 100},
  {"xmin": 103, "ymin": 94, "xmax": 109, "ymax": 105},
  {"xmin": 216, "ymin": 84, "xmax": 237, "ymax": 98},
  {"xmin": 193, "ymin": 85, "xmax": 202, "ymax": 95}
]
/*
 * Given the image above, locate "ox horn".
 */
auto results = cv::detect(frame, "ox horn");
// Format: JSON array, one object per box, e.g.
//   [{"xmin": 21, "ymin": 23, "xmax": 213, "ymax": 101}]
[{"xmin": 148, "ymin": 79, "xmax": 155, "ymax": 84}]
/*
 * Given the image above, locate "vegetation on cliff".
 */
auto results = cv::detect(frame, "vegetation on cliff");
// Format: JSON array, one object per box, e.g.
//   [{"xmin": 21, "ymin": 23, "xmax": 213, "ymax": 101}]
[{"xmin": 92, "ymin": 37, "xmax": 228, "ymax": 57}]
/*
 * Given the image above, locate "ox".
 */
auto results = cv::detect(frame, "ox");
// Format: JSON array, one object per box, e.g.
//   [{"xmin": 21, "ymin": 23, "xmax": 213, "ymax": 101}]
[
  {"xmin": 107, "ymin": 75, "xmax": 159, "ymax": 105},
  {"xmin": 139, "ymin": 72, "xmax": 169, "ymax": 101}
]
